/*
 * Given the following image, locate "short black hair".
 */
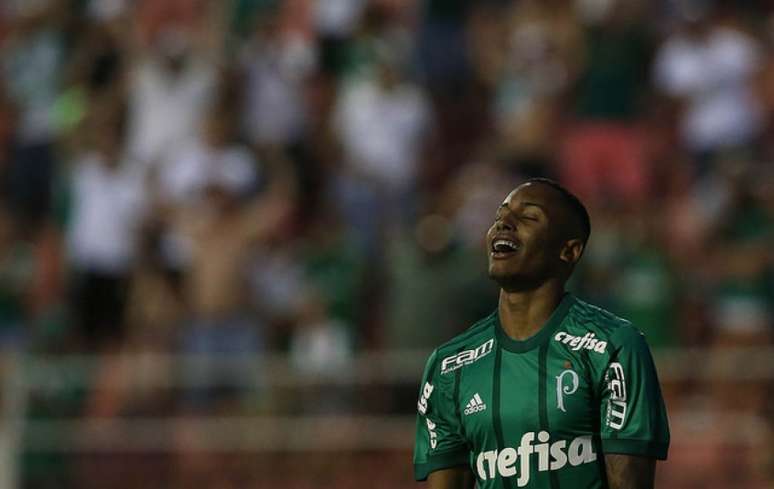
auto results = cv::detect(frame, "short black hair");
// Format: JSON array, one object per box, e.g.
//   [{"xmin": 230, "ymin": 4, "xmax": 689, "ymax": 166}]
[{"xmin": 523, "ymin": 177, "xmax": 591, "ymax": 244}]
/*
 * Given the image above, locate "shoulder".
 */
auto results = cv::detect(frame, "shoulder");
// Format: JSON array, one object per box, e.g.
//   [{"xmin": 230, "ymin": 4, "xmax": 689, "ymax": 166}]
[
  {"xmin": 563, "ymin": 296, "xmax": 650, "ymax": 353},
  {"xmin": 436, "ymin": 311, "xmax": 496, "ymax": 357},
  {"xmin": 422, "ymin": 312, "xmax": 497, "ymax": 377}
]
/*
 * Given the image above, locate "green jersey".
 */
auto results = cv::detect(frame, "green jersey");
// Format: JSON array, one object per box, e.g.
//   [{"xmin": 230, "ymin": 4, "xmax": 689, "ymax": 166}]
[{"xmin": 413, "ymin": 293, "xmax": 669, "ymax": 488}]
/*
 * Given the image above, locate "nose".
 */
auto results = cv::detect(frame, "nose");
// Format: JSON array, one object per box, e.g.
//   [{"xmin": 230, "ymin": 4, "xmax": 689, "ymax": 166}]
[{"xmin": 495, "ymin": 219, "xmax": 515, "ymax": 233}]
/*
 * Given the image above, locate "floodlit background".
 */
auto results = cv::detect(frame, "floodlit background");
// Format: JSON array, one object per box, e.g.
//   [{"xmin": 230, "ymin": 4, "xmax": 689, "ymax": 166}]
[{"xmin": 0, "ymin": 0, "xmax": 771, "ymax": 487}]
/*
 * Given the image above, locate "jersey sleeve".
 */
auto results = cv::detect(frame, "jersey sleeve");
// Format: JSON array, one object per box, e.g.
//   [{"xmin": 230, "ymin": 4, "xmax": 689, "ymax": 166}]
[
  {"xmin": 598, "ymin": 326, "xmax": 670, "ymax": 460},
  {"xmin": 413, "ymin": 349, "xmax": 469, "ymax": 480}
]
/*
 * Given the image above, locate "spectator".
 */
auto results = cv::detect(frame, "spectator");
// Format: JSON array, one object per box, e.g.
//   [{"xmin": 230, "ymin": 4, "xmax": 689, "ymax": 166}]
[
  {"xmin": 332, "ymin": 44, "xmax": 430, "ymax": 226},
  {"xmin": 173, "ymin": 163, "xmax": 294, "ymax": 409},
  {"xmin": 559, "ymin": 0, "xmax": 654, "ymax": 208},
  {"xmin": 654, "ymin": 5, "xmax": 763, "ymax": 172},
  {"xmin": 1, "ymin": 3, "xmax": 66, "ymax": 228},
  {"xmin": 240, "ymin": 12, "xmax": 315, "ymax": 150},
  {"xmin": 0, "ymin": 206, "xmax": 33, "ymax": 349},
  {"xmin": 65, "ymin": 104, "xmax": 146, "ymax": 349},
  {"xmin": 126, "ymin": 26, "xmax": 216, "ymax": 166},
  {"xmin": 154, "ymin": 107, "xmax": 259, "ymax": 272}
]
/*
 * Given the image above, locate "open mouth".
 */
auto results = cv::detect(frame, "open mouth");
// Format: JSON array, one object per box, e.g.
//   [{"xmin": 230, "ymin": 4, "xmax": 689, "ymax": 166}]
[{"xmin": 491, "ymin": 238, "xmax": 520, "ymax": 257}]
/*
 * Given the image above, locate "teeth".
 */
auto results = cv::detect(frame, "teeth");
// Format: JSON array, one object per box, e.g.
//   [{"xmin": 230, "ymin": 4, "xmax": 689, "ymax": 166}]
[{"xmin": 493, "ymin": 239, "xmax": 518, "ymax": 252}]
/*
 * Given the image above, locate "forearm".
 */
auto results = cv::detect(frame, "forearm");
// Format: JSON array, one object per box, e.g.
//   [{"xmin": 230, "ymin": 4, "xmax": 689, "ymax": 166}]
[
  {"xmin": 604, "ymin": 454, "xmax": 656, "ymax": 489},
  {"xmin": 427, "ymin": 467, "xmax": 475, "ymax": 489}
]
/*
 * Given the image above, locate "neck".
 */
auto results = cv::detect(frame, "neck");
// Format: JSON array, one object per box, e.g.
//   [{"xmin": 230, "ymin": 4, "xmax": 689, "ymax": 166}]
[{"xmin": 498, "ymin": 279, "xmax": 565, "ymax": 341}]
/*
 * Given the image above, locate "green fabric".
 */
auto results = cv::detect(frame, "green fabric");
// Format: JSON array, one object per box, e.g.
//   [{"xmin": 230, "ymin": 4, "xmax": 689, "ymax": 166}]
[
  {"xmin": 303, "ymin": 232, "xmax": 365, "ymax": 328},
  {"xmin": 612, "ymin": 249, "xmax": 677, "ymax": 349},
  {"xmin": 600, "ymin": 438, "xmax": 669, "ymax": 459},
  {"xmin": 413, "ymin": 448, "xmax": 470, "ymax": 480},
  {"xmin": 51, "ymin": 86, "xmax": 87, "ymax": 133},
  {"xmin": 574, "ymin": 26, "xmax": 652, "ymax": 120},
  {"xmin": 0, "ymin": 243, "xmax": 33, "ymax": 330},
  {"xmin": 414, "ymin": 294, "xmax": 670, "ymax": 487},
  {"xmin": 229, "ymin": 0, "xmax": 278, "ymax": 38},
  {"xmin": 713, "ymin": 200, "xmax": 773, "ymax": 318},
  {"xmin": 422, "ymin": 0, "xmax": 471, "ymax": 20}
]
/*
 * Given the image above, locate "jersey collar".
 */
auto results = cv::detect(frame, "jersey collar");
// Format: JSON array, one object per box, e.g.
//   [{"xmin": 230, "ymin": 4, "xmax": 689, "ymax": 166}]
[{"xmin": 494, "ymin": 292, "xmax": 574, "ymax": 353}]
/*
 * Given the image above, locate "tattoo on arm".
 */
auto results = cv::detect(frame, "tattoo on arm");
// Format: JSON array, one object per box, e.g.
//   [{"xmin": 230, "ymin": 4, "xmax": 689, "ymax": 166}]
[{"xmin": 604, "ymin": 454, "xmax": 656, "ymax": 489}]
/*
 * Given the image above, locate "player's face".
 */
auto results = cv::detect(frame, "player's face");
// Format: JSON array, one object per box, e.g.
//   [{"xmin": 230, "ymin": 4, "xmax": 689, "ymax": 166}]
[{"xmin": 486, "ymin": 183, "xmax": 566, "ymax": 290}]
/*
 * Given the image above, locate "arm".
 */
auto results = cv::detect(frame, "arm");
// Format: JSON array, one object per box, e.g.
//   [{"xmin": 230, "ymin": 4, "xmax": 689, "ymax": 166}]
[
  {"xmin": 598, "ymin": 326, "xmax": 670, "ymax": 477},
  {"xmin": 604, "ymin": 454, "xmax": 655, "ymax": 489},
  {"xmin": 427, "ymin": 467, "xmax": 475, "ymax": 489},
  {"xmin": 413, "ymin": 351, "xmax": 470, "ymax": 484}
]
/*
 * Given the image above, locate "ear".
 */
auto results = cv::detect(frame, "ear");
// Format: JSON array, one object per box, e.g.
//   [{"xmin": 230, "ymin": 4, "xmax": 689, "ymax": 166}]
[{"xmin": 559, "ymin": 238, "xmax": 584, "ymax": 266}]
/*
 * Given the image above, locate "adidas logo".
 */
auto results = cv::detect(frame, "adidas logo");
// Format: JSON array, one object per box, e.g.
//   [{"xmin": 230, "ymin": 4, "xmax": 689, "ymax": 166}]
[{"xmin": 464, "ymin": 393, "xmax": 487, "ymax": 415}]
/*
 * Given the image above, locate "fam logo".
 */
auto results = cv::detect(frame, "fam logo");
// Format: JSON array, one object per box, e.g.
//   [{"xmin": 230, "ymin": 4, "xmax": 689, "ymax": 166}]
[
  {"xmin": 554, "ymin": 331, "xmax": 607, "ymax": 354},
  {"xmin": 605, "ymin": 362, "xmax": 627, "ymax": 430},
  {"xmin": 441, "ymin": 339, "xmax": 495, "ymax": 374}
]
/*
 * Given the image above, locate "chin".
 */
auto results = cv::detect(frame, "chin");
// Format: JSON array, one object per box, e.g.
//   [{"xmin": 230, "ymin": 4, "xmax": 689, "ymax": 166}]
[
  {"xmin": 488, "ymin": 265, "xmax": 542, "ymax": 292},
  {"xmin": 488, "ymin": 259, "xmax": 520, "ymax": 278},
  {"xmin": 489, "ymin": 267, "xmax": 520, "ymax": 286}
]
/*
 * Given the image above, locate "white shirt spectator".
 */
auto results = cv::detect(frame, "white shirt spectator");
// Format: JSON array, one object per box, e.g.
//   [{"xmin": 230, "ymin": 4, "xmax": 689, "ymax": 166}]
[
  {"xmin": 67, "ymin": 153, "xmax": 146, "ymax": 273},
  {"xmin": 314, "ymin": 0, "xmax": 366, "ymax": 37},
  {"xmin": 2, "ymin": 27, "xmax": 63, "ymax": 143},
  {"xmin": 654, "ymin": 26, "xmax": 763, "ymax": 152},
  {"xmin": 154, "ymin": 137, "xmax": 259, "ymax": 269},
  {"xmin": 126, "ymin": 56, "xmax": 215, "ymax": 166},
  {"xmin": 334, "ymin": 75, "xmax": 430, "ymax": 190},
  {"xmin": 241, "ymin": 34, "xmax": 314, "ymax": 147},
  {"xmin": 158, "ymin": 139, "xmax": 259, "ymax": 206}
]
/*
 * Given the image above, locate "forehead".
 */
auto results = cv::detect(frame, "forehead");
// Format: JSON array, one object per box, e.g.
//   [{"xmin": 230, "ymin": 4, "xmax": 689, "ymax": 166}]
[{"xmin": 501, "ymin": 182, "xmax": 562, "ymax": 210}]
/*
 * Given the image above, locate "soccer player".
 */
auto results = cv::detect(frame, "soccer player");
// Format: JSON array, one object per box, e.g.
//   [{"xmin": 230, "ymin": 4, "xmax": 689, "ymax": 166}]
[{"xmin": 414, "ymin": 178, "xmax": 669, "ymax": 489}]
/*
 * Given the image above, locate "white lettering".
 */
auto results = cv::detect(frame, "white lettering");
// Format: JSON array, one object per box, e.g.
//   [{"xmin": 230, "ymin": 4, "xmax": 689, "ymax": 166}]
[
  {"xmin": 425, "ymin": 418, "xmax": 437, "ymax": 449},
  {"xmin": 584, "ymin": 439, "xmax": 597, "ymax": 463},
  {"xmin": 554, "ymin": 331, "xmax": 608, "ymax": 354},
  {"xmin": 609, "ymin": 363, "xmax": 626, "ymax": 400},
  {"xmin": 475, "ymin": 340, "xmax": 492, "ymax": 356},
  {"xmin": 440, "ymin": 339, "xmax": 494, "ymax": 373},
  {"xmin": 606, "ymin": 362, "xmax": 628, "ymax": 429},
  {"xmin": 417, "ymin": 382, "xmax": 434, "ymax": 414},
  {"xmin": 476, "ymin": 433, "xmax": 597, "ymax": 481},
  {"xmin": 517, "ymin": 432, "xmax": 535, "ymax": 487},
  {"xmin": 556, "ymin": 369, "xmax": 580, "ymax": 412},
  {"xmin": 440, "ymin": 355, "xmax": 456, "ymax": 372},
  {"xmin": 483, "ymin": 450, "xmax": 498, "ymax": 479},
  {"xmin": 549, "ymin": 439, "xmax": 567, "ymax": 470},
  {"xmin": 476, "ymin": 452, "xmax": 486, "ymax": 479},
  {"xmin": 456, "ymin": 350, "xmax": 475, "ymax": 364},
  {"xmin": 568, "ymin": 436, "xmax": 595, "ymax": 466},
  {"xmin": 608, "ymin": 400, "xmax": 627, "ymax": 430},
  {"xmin": 497, "ymin": 448, "xmax": 518, "ymax": 478},
  {"xmin": 535, "ymin": 431, "xmax": 550, "ymax": 471}
]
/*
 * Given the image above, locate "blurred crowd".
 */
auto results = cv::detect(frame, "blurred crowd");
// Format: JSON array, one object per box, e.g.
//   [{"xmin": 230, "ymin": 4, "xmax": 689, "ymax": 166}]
[{"xmin": 0, "ymin": 0, "xmax": 773, "ymax": 487}]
